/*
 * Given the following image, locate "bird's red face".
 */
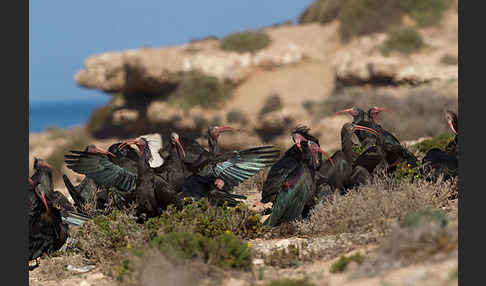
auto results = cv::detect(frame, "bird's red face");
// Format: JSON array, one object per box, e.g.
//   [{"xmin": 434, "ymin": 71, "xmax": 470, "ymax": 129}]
[
  {"xmin": 87, "ymin": 145, "xmax": 116, "ymax": 157},
  {"xmin": 170, "ymin": 133, "xmax": 186, "ymax": 158},
  {"xmin": 292, "ymin": 133, "xmax": 308, "ymax": 152},
  {"xmin": 445, "ymin": 112, "xmax": 457, "ymax": 135},
  {"xmin": 369, "ymin": 106, "xmax": 389, "ymax": 122},
  {"xmin": 210, "ymin": 125, "xmax": 235, "ymax": 139}
]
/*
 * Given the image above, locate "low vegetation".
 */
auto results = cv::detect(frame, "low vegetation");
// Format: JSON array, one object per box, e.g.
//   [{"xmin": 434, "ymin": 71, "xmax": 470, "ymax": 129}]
[
  {"xmin": 295, "ymin": 176, "xmax": 455, "ymax": 236},
  {"xmin": 381, "ymin": 26, "xmax": 425, "ymax": 55},
  {"xmin": 73, "ymin": 199, "xmax": 263, "ymax": 280},
  {"xmin": 298, "ymin": 0, "xmax": 341, "ymax": 25},
  {"xmin": 167, "ymin": 71, "xmax": 235, "ymax": 110},
  {"xmin": 440, "ymin": 54, "xmax": 459, "ymax": 65},
  {"xmin": 45, "ymin": 128, "xmax": 92, "ymax": 182},
  {"xmin": 226, "ymin": 109, "xmax": 249, "ymax": 124},
  {"xmin": 299, "ymin": 0, "xmax": 453, "ymax": 42},
  {"xmin": 86, "ymin": 105, "xmax": 115, "ymax": 135},
  {"xmin": 352, "ymin": 207, "xmax": 457, "ymax": 278},
  {"xmin": 259, "ymin": 94, "xmax": 284, "ymax": 118},
  {"xmin": 220, "ymin": 30, "xmax": 272, "ymax": 54},
  {"xmin": 264, "ymin": 278, "xmax": 315, "ymax": 286},
  {"xmin": 330, "ymin": 252, "xmax": 365, "ymax": 273},
  {"xmin": 338, "ymin": 0, "xmax": 403, "ymax": 43},
  {"xmin": 399, "ymin": 0, "xmax": 453, "ymax": 27},
  {"xmin": 410, "ymin": 134, "xmax": 455, "ymax": 154}
]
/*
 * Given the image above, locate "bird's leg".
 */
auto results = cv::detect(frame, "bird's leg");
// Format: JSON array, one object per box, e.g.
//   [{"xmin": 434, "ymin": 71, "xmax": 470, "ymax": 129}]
[{"xmin": 214, "ymin": 178, "xmax": 225, "ymax": 190}]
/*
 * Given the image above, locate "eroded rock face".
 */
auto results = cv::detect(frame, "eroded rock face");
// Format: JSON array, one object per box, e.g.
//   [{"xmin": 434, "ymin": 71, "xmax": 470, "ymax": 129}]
[
  {"xmin": 333, "ymin": 33, "xmax": 458, "ymax": 87},
  {"xmin": 73, "ymin": 24, "xmax": 331, "ymax": 96}
]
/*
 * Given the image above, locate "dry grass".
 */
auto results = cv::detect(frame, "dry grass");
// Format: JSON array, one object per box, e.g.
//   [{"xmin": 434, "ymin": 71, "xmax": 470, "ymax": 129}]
[
  {"xmin": 44, "ymin": 128, "xmax": 93, "ymax": 183},
  {"xmin": 295, "ymin": 176, "xmax": 456, "ymax": 237},
  {"xmin": 351, "ymin": 214, "xmax": 458, "ymax": 278},
  {"xmin": 316, "ymin": 88, "xmax": 458, "ymax": 140}
]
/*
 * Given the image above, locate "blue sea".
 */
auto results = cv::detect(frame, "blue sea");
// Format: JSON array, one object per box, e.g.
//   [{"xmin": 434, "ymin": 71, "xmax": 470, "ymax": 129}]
[{"xmin": 29, "ymin": 97, "xmax": 111, "ymax": 133}]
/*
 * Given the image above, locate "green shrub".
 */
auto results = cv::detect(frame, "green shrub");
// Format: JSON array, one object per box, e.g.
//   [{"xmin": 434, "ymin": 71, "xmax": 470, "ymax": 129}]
[
  {"xmin": 401, "ymin": 207, "xmax": 448, "ymax": 228},
  {"xmin": 226, "ymin": 109, "xmax": 249, "ymax": 124},
  {"xmin": 410, "ymin": 134, "xmax": 455, "ymax": 154},
  {"xmin": 220, "ymin": 30, "xmax": 271, "ymax": 53},
  {"xmin": 440, "ymin": 54, "xmax": 458, "ymax": 65},
  {"xmin": 265, "ymin": 278, "xmax": 315, "ymax": 286},
  {"xmin": 259, "ymin": 94, "xmax": 283, "ymax": 118},
  {"xmin": 298, "ymin": 0, "xmax": 342, "ymax": 24},
  {"xmin": 168, "ymin": 71, "xmax": 235, "ymax": 110},
  {"xmin": 264, "ymin": 244, "xmax": 301, "ymax": 268},
  {"xmin": 393, "ymin": 161, "xmax": 423, "ymax": 182},
  {"xmin": 150, "ymin": 231, "xmax": 252, "ymax": 271},
  {"xmin": 381, "ymin": 26, "xmax": 424, "ymax": 55},
  {"xmin": 400, "ymin": 0, "xmax": 453, "ymax": 27},
  {"xmin": 330, "ymin": 252, "xmax": 365, "ymax": 273},
  {"xmin": 86, "ymin": 105, "xmax": 115, "ymax": 135},
  {"xmin": 338, "ymin": 0, "xmax": 403, "ymax": 42},
  {"xmin": 45, "ymin": 129, "xmax": 92, "ymax": 180},
  {"xmin": 143, "ymin": 199, "xmax": 265, "ymax": 240}
]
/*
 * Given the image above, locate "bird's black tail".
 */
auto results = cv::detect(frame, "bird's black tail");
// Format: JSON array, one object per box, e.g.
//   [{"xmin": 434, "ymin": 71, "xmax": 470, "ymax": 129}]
[
  {"xmin": 208, "ymin": 190, "xmax": 247, "ymax": 207},
  {"xmin": 62, "ymin": 175, "xmax": 80, "ymax": 202}
]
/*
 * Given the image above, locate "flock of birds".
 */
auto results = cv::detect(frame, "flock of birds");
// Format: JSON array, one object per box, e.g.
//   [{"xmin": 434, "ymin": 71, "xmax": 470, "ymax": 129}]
[{"xmin": 28, "ymin": 106, "xmax": 458, "ymax": 270}]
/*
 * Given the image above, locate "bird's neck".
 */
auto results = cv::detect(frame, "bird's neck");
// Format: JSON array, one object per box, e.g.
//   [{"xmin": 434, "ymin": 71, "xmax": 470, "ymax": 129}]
[
  {"xmin": 208, "ymin": 135, "xmax": 219, "ymax": 154},
  {"xmin": 341, "ymin": 130, "xmax": 354, "ymax": 163}
]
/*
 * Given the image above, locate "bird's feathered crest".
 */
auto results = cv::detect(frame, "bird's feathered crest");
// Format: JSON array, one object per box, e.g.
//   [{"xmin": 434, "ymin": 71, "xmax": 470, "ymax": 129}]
[{"xmin": 292, "ymin": 125, "xmax": 320, "ymax": 145}]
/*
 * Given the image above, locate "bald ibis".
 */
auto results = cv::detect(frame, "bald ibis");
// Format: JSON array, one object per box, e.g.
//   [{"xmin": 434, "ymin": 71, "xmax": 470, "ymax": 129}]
[
  {"xmin": 174, "ymin": 125, "xmax": 235, "ymax": 175},
  {"xmin": 336, "ymin": 106, "xmax": 376, "ymax": 149},
  {"xmin": 263, "ymin": 139, "xmax": 329, "ymax": 227},
  {"xmin": 261, "ymin": 126, "xmax": 333, "ymax": 206},
  {"xmin": 421, "ymin": 110, "xmax": 458, "ymax": 182},
  {"xmin": 366, "ymin": 106, "xmax": 418, "ymax": 170},
  {"xmin": 182, "ymin": 144, "xmax": 281, "ymax": 207},
  {"xmin": 317, "ymin": 123, "xmax": 379, "ymax": 195},
  {"xmin": 444, "ymin": 110, "xmax": 458, "ymax": 158},
  {"xmin": 29, "ymin": 161, "xmax": 88, "ymax": 270}
]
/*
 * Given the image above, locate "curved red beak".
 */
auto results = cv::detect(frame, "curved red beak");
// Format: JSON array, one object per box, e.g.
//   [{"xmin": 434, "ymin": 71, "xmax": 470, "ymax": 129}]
[
  {"xmin": 335, "ymin": 108, "xmax": 354, "ymax": 115},
  {"xmin": 118, "ymin": 139, "xmax": 139, "ymax": 151},
  {"xmin": 448, "ymin": 120, "xmax": 457, "ymax": 135},
  {"xmin": 173, "ymin": 137, "xmax": 186, "ymax": 158},
  {"xmin": 28, "ymin": 178, "xmax": 34, "ymax": 186},
  {"xmin": 354, "ymin": 124, "xmax": 380, "ymax": 136},
  {"xmin": 35, "ymin": 189, "xmax": 49, "ymax": 212}
]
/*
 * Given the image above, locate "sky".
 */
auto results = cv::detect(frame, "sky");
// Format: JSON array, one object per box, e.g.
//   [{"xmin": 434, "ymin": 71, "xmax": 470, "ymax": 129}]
[{"xmin": 29, "ymin": 1, "xmax": 315, "ymax": 104}]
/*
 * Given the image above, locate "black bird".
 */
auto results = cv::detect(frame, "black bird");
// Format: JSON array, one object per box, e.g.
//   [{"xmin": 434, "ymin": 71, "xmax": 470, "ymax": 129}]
[
  {"xmin": 261, "ymin": 126, "xmax": 333, "ymax": 204},
  {"xmin": 122, "ymin": 134, "xmax": 186, "ymax": 221},
  {"xmin": 335, "ymin": 106, "xmax": 376, "ymax": 149},
  {"xmin": 318, "ymin": 123, "xmax": 379, "ymax": 195},
  {"xmin": 63, "ymin": 144, "xmax": 118, "ymax": 213},
  {"xmin": 444, "ymin": 110, "xmax": 458, "ymax": 158},
  {"xmin": 28, "ymin": 178, "xmax": 69, "ymax": 270},
  {"xmin": 421, "ymin": 110, "xmax": 459, "ymax": 182},
  {"xmin": 31, "ymin": 158, "xmax": 75, "ymax": 212},
  {"xmin": 366, "ymin": 106, "xmax": 418, "ymax": 170},
  {"xmin": 29, "ymin": 160, "xmax": 88, "ymax": 270},
  {"xmin": 175, "ymin": 125, "xmax": 235, "ymax": 175},
  {"xmin": 263, "ymin": 139, "xmax": 329, "ymax": 227},
  {"xmin": 182, "ymin": 144, "xmax": 281, "ymax": 207}
]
